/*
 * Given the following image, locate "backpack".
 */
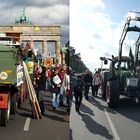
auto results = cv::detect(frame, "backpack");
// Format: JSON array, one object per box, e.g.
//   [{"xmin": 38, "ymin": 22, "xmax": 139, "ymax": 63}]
[{"xmin": 74, "ymin": 79, "xmax": 83, "ymax": 92}]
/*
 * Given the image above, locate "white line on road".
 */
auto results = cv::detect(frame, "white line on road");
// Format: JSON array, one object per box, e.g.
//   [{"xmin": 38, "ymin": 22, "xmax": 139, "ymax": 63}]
[
  {"xmin": 23, "ymin": 117, "xmax": 31, "ymax": 131},
  {"xmin": 104, "ymin": 108, "xmax": 121, "ymax": 140}
]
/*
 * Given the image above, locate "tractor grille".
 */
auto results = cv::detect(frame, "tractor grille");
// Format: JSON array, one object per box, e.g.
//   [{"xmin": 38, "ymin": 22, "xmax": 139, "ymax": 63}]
[{"xmin": 127, "ymin": 78, "xmax": 138, "ymax": 87}]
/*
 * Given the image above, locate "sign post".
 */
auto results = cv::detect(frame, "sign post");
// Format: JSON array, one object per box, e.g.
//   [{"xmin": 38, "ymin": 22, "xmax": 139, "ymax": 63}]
[{"xmin": 44, "ymin": 58, "xmax": 53, "ymax": 68}]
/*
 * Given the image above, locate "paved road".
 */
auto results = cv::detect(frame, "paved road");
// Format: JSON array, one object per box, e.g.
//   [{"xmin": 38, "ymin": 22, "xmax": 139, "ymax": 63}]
[
  {"xmin": 70, "ymin": 91, "xmax": 140, "ymax": 140},
  {"xmin": 0, "ymin": 91, "xmax": 69, "ymax": 140},
  {"xmin": 1, "ymin": 89, "xmax": 140, "ymax": 140}
]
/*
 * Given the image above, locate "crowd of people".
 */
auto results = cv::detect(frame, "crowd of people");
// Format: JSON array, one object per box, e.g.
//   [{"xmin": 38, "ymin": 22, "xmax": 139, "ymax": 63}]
[
  {"xmin": 32, "ymin": 61, "xmax": 101, "ymax": 120},
  {"xmin": 33, "ymin": 62, "xmax": 72, "ymax": 119}
]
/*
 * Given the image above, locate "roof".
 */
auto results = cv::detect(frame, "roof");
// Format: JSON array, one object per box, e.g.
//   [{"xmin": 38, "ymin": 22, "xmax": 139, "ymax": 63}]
[
  {"xmin": 0, "ymin": 44, "xmax": 17, "ymax": 51},
  {"xmin": 114, "ymin": 56, "xmax": 133, "ymax": 62}
]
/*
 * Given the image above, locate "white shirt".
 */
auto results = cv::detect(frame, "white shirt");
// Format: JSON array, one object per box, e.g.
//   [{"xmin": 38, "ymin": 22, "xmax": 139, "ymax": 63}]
[
  {"xmin": 63, "ymin": 73, "xmax": 70, "ymax": 90},
  {"xmin": 92, "ymin": 76, "xmax": 101, "ymax": 86}
]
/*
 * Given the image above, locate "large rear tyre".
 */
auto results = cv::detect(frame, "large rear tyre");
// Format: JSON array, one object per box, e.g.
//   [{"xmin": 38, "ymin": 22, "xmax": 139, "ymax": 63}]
[
  {"xmin": 0, "ymin": 94, "xmax": 10, "ymax": 126},
  {"xmin": 10, "ymin": 93, "xmax": 17, "ymax": 115},
  {"xmin": 106, "ymin": 80, "xmax": 120, "ymax": 107}
]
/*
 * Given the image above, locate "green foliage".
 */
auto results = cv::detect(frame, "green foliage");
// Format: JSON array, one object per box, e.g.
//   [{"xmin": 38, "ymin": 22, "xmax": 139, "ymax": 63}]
[{"xmin": 64, "ymin": 43, "xmax": 88, "ymax": 73}]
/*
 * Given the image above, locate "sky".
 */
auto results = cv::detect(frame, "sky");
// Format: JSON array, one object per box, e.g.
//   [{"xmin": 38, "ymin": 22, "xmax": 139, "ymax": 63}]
[
  {"xmin": 70, "ymin": 0, "xmax": 140, "ymax": 72},
  {"xmin": 0, "ymin": 0, "xmax": 69, "ymax": 46}
]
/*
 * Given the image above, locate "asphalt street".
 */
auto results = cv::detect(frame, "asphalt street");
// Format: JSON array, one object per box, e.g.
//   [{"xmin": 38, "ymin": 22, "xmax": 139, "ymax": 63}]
[
  {"xmin": 0, "ymin": 91, "xmax": 69, "ymax": 140},
  {"xmin": 70, "ymin": 89, "xmax": 140, "ymax": 140},
  {"xmin": 1, "ymin": 89, "xmax": 140, "ymax": 140}
]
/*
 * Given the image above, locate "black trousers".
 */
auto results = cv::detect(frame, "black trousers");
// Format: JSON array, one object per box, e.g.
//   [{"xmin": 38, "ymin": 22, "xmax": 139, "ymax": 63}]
[
  {"xmin": 74, "ymin": 92, "xmax": 83, "ymax": 109},
  {"xmin": 84, "ymin": 83, "xmax": 91, "ymax": 99},
  {"xmin": 66, "ymin": 95, "xmax": 72, "ymax": 116},
  {"xmin": 92, "ymin": 85, "xmax": 99, "ymax": 96}
]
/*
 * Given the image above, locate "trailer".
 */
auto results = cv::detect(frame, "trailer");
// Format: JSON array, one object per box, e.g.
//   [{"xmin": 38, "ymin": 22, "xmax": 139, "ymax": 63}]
[{"xmin": 0, "ymin": 32, "xmax": 27, "ymax": 126}]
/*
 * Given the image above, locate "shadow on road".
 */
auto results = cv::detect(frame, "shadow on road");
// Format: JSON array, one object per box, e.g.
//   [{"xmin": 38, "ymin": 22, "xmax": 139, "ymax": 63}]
[
  {"xmin": 44, "ymin": 113, "xmax": 68, "ymax": 122},
  {"xmin": 80, "ymin": 102, "xmax": 95, "ymax": 116},
  {"xmin": 80, "ymin": 103, "xmax": 113, "ymax": 139},
  {"xmin": 114, "ymin": 97, "xmax": 140, "ymax": 123},
  {"xmin": 88, "ymin": 95, "xmax": 117, "ymax": 115},
  {"xmin": 89, "ymin": 94, "xmax": 140, "ymax": 123},
  {"xmin": 17, "ymin": 104, "xmax": 33, "ymax": 118}
]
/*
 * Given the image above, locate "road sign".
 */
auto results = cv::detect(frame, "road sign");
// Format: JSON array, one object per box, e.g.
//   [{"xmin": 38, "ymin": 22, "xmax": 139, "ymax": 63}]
[{"xmin": 44, "ymin": 58, "xmax": 53, "ymax": 68}]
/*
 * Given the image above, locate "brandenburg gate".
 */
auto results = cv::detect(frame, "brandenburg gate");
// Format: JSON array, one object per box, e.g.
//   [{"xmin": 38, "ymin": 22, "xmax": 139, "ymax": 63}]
[{"xmin": 0, "ymin": 9, "xmax": 63, "ymax": 64}]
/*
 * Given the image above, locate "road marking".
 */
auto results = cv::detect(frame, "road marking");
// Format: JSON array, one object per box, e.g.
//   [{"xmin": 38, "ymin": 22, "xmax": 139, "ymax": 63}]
[
  {"xmin": 23, "ymin": 117, "xmax": 31, "ymax": 131},
  {"xmin": 104, "ymin": 108, "xmax": 121, "ymax": 140}
]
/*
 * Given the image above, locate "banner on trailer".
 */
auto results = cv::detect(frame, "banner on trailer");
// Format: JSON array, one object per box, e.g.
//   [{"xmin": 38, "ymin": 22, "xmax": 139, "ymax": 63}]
[{"xmin": 17, "ymin": 64, "xmax": 24, "ymax": 87}]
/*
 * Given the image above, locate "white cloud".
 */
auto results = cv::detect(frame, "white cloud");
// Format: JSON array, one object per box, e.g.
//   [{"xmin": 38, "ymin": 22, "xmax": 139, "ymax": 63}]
[
  {"xmin": 26, "ymin": 5, "xmax": 69, "ymax": 25},
  {"xmin": 70, "ymin": 0, "xmax": 137, "ymax": 71},
  {"xmin": 0, "ymin": 0, "xmax": 69, "ymax": 45}
]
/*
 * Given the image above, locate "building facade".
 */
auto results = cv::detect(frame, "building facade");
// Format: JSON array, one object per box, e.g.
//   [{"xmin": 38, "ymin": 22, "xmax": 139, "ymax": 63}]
[{"xmin": 0, "ymin": 9, "xmax": 64, "ymax": 64}]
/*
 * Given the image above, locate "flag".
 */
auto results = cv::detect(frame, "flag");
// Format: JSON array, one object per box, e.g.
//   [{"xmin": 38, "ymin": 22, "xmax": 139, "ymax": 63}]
[
  {"xmin": 129, "ymin": 47, "xmax": 134, "ymax": 60},
  {"xmin": 25, "ymin": 41, "xmax": 31, "ymax": 49}
]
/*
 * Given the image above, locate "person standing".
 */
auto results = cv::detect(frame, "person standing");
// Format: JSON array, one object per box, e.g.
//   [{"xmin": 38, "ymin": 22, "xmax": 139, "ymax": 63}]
[
  {"xmin": 51, "ymin": 68, "xmax": 61, "ymax": 110},
  {"xmin": 83, "ymin": 70, "xmax": 93, "ymax": 100},
  {"xmin": 74, "ymin": 74, "xmax": 84, "ymax": 113},
  {"xmin": 63, "ymin": 67, "xmax": 72, "ymax": 120},
  {"xmin": 46, "ymin": 68, "xmax": 52, "ymax": 91},
  {"xmin": 36, "ymin": 66, "xmax": 47, "ymax": 115},
  {"xmin": 92, "ymin": 72, "xmax": 101, "ymax": 97},
  {"xmin": 70, "ymin": 71, "xmax": 77, "ymax": 94},
  {"xmin": 59, "ymin": 64, "xmax": 67, "ymax": 106}
]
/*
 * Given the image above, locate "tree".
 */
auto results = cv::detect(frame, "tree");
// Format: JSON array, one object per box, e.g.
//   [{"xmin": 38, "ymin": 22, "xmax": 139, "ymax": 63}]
[{"xmin": 64, "ymin": 42, "xmax": 88, "ymax": 73}]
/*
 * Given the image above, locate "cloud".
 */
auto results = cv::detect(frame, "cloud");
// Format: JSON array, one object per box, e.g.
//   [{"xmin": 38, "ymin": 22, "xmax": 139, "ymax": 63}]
[
  {"xmin": 0, "ymin": 0, "xmax": 69, "ymax": 45},
  {"xmin": 88, "ymin": 45, "xmax": 95, "ymax": 50},
  {"xmin": 0, "ymin": 0, "xmax": 69, "ymax": 9},
  {"xmin": 70, "ymin": 0, "xmax": 127, "ymax": 70},
  {"xmin": 103, "ymin": 52, "xmax": 111, "ymax": 57},
  {"xmin": 92, "ymin": 33, "xmax": 102, "ymax": 39}
]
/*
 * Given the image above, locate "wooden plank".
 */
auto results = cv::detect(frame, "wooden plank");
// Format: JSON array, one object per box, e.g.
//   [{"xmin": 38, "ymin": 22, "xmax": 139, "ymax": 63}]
[
  {"xmin": 24, "ymin": 63, "xmax": 42, "ymax": 118},
  {"xmin": 23, "ymin": 64, "xmax": 38, "ymax": 119},
  {"xmin": 23, "ymin": 61, "xmax": 41, "ymax": 120}
]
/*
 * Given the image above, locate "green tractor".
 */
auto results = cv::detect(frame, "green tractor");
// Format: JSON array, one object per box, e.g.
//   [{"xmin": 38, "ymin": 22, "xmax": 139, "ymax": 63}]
[{"xmin": 100, "ymin": 11, "xmax": 140, "ymax": 107}]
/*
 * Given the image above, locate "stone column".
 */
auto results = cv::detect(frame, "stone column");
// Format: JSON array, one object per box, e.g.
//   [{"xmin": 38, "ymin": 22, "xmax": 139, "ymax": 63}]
[
  {"xmin": 62, "ymin": 51, "xmax": 65, "ymax": 64},
  {"xmin": 30, "ymin": 41, "xmax": 34, "ymax": 50},
  {"xmin": 42, "ymin": 40, "xmax": 48, "ymax": 57},
  {"xmin": 56, "ymin": 41, "xmax": 61, "ymax": 64}
]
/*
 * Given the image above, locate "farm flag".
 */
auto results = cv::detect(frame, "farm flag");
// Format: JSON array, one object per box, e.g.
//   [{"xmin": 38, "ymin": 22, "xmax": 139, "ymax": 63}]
[{"xmin": 129, "ymin": 47, "xmax": 134, "ymax": 60}]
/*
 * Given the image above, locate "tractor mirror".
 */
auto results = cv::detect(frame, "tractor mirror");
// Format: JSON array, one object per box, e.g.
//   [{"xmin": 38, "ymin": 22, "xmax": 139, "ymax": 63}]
[{"xmin": 104, "ymin": 60, "xmax": 108, "ymax": 64}]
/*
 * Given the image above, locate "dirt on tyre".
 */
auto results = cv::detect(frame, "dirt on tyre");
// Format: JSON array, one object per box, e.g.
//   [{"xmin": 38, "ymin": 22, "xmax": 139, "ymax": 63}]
[{"xmin": 106, "ymin": 80, "xmax": 120, "ymax": 107}]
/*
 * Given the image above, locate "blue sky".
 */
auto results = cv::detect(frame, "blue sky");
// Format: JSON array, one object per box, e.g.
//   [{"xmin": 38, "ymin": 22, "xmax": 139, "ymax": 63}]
[{"xmin": 70, "ymin": 0, "xmax": 140, "ymax": 72}]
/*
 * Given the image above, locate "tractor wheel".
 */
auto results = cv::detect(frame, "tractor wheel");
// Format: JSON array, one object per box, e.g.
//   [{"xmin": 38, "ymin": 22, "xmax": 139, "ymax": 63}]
[
  {"xmin": 0, "ymin": 94, "xmax": 11, "ymax": 126},
  {"xmin": 10, "ymin": 93, "xmax": 17, "ymax": 115},
  {"xmin": 106, "ymin": 80, "xmax": 120, "ymax": 107}
]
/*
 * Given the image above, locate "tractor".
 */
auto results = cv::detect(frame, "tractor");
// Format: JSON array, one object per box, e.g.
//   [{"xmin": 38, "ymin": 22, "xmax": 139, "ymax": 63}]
[{"xmin": 100, "ymin": 11, "xmax": 140, "ymax": 107}]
